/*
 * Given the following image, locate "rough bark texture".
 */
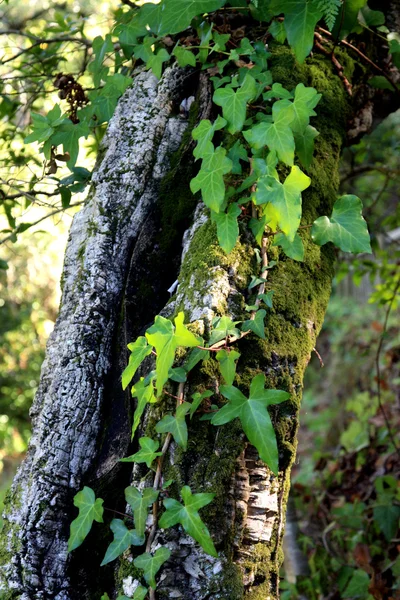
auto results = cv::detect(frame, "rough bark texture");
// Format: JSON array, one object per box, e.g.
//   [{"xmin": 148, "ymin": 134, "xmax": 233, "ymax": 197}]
[{"xmin": 0, "ymin": 36, "xmax": 396, "ymax": 600}]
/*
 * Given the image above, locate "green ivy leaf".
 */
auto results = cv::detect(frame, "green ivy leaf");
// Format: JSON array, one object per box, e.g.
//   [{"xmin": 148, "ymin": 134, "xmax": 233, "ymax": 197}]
[
  {"xmin": 332, "ymin": 0, "xmax": 368, "ymax": 40},
  {"xmin": 49, "ymin": 120, "xmax": 90, "ymax": 168},
  {"xmin": 289, "ymin": 83, "xmax": 321, "ymax": 133},
  {"xmin": 269, "ymin": 19, "xmax": 287, "ymax": 43},
  {"xmin": 173, "ymin": 44, "xmax": 196, "ymax": 67},
  {"xmin": 249, "ymin": 214, "xmax": 268, "ymax": 246},
  {"xmin": 216, "ymin": 349, "xmax": 240, "ymax": 385},
  {"xmin": 125, "ymin": 486, "xmax": 159, "ymax": 537},
  {"xmin": 122, "ymin": 337, "xmax": 153, "ymax": 390},
  {"xmin": 133, "ymin": 546, "xmax": 171, "ymax": 589},
  {"xmin": 155, "ymin": 0, "xmax": 227, "ymax": 35},
  {"xmin": 133, "ymin": 587, "xmax": 148, "ymax": 600},
  {"xmin": 263, "ymin": 83, "xmax": 293, "ymax": 100},
  {"xmin": 68, "ymin": 486, "xmax": 104, "ymax": 552},
  {"xmin": 211, "ymin": 203, "xmax": 241, "ymax": 253},
  {"xmin": 343, "ymin": 569, "xmax": 370, "ymax": 598},
  {"xmin": 211, "ymin": 374, "xmax": 289, "ymax": 473},
  {"xmin": 255, "ymin": 166, "xmax": 311, "ymax": 241},
  {"xmin": 227, "ymin": 140, "xmax": 249, "ymax": 174},
  {"xmin": 274, "ymin": 232, "xmax": 304, "ymax": 261},
  {"xmin": 155, "ymin": 402, "xmax": 191, "ymax": 449},
  {"xmin": 241, "ymin": 309, "xmax": 266, "ymax": 339},
  {"xmin": 209, "ymin": 315, "xmax": 241, "ymax": 345},
  {"xmin": 258, "ymin": 291, "xmax": 274, "ymax": 308},
  {"xmin": 145, "ymin": 312, "xmax": 202, "ymax": 397},
  {"xmin": 159, "ymin": 486, "xmax": 217, "ymax": 556},
  {"xmin": 89, "ymin": 35, "xmax": 114, "ymax": 85},
  {"xmin": 131, "ymin": 378, "xmax": 157, "ymax": 438},
  {"xmin": 294, "ymin": 125, "xmax": 319, "ymax": 169},
  {"xmin": 213, "ymin": 74, "xmax": 257, "ymax": 133},
  {"xmin": 120, "ymin": 437, "xmax": 162, "ymax": 469},
  {"xmin": 192, "ymin": 116, "xmax": 227, "ymax": 160},
  {"xmin": 243, "ymin": 102, "xmax": 295, "ymax": 165},
  {"xmin": 190, "ymin": 145, "xmax": 233, "ymax": 213},
  {"xmin": 146, "ymin": 48, "xmax": 170, "ymax": 79},
  {"xmin": 190, "ymin": 390, "xmax": 213, "ymax": 418},
  {"xmin": 101, "ymin": 519, "xmax": 144, "ymax": 566},
  {"xmin": 311, "ymin": 195, "xmax": 372, "ymax": 253},
  {"xmin": 280, "ymin": 1, "xmax": 323, "ymax": 63},
  {"xmin": 183, "ymin": 347, "xmax": 210, "ymax": 373}
]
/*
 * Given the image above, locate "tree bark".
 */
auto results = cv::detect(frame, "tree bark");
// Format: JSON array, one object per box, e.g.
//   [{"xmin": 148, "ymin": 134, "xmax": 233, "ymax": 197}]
[{"xmin": 0, "ymin": 40, "xmax": 397, "ymax": 600}]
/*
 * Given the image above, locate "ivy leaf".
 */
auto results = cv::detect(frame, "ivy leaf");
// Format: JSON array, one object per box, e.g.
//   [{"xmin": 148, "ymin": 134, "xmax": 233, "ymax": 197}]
[
  {"xmin": 289, "ymin": 83, "xmax": 321, "ymax": 133},
  {"xmin": 101, "ymin": 519, "xmax": 144, "ymax": 566},
  {"xmin": 131, "ymin": 378, "xmax": 157, "ymax": 438},
  {"xmin": 156, "ymin": 0, "xmax": 227, "ymax": 35},
  {"xmin": 155, "ymin": 402, "xmax": 191, "ymax": 450},
  {"xmin": 274, "ymin": 232, "xmax": 304, "ymax": 261},
  {"xmin": 213, "ymin": 74, "xmax": 257, "ymax": 133},
  {"xmin": 209, "ymin": 315, "xmax": 241, "ymax": 345},
  {"xmin": 125, "ymin": 486, "xmax": 159, "ymax": 537},
  {"xmin": 159, "ymin": 486, "xmax": 217, "ymax": 557},
  {"xmin": 211, "ymin": 203, "xmax": 241, "ymax": 254},
  {"xmin": 280, "ymin": 0, "xmax": 323, "ymax": 63},
  {"xmin": 332, "ymin": 0, "xmax": 368, "ymax": 39},
  {"xmin": 24, "ymin": 105, "xmax": 64, "ymax": 144},
  {"xmin": 227, "ymin": 140, "xmax": 249, "ymax": 174},
  {"xmin": 269, "ymin": 19, "xmax": 287, "ymax": 43},
  {"xmin": 173, "ymin": 45, "xmax": 196, "ymax": 67},
  {"xmin": 255, "ymin": 166, "xmax": 311, "ymax": 241},
  {"xmin": 122, "ymin": 337, "xmax": 153, "ymax": 390},
  {"xmin": 311, "ymin": 195, "xmax": 372, "ymax": 253},
  {"xmin": 89, "ymin": 35, "xmax": 114, "ymax": 85},
  {"xmin": 243, "ymin": 103, "xmax": 295, "ymax": 165},
  {"xmin": 133, "ymin": 587, "xmax": 148, "ymax": 600},
  {"xmin": 211, "ymin": 374, "xmax": 290, "ymax": 473},
  {"xmin": 168, "ymin": 367, "xmax": 187, "ymax": 382},
  {"xmin": 120, "ymin": 437, "xmax": 162, "ymax": 469},
  {"xmin": 373, "ymin": 504, "xmax": 400, "ymax": 541},
  {"xmin": 190, "ymin": 390, "xmax": 213, "ymax": 418},
  {"xmin": 263, "ymin": 83, "xmax": 293, "ymax": 100},
  {"xmin": 68, "ymin": 487, "xmax": 104, "ymax": 552},
  {"xmin": 343, "ymin": 569, "xmax": 370, "ymax": 598},
  {"xmin": 149, "ymin": 48, "xmax": 171, "ymax": 79},
  {"xmin": 133, "ymin": 547, "xmax": 171, "ymax": 589},
  {"xmin": 258, "ymin": 291, "xmax": 274, "ymax": 308},
  {"xmin": 249, "ymin": 214, "xmax": 268, "ymax": 246},
  {"xmin": 241, "ymin": 309, "xmax": 266, "ymax": 339},
  {"xmin": 184, "ymin": 347, "xmax": 209, "ymax": 373},
  {"xmin": 146, "ymin": 312, "xmax": 202, "ymax": 397},
  {"xmin": 190, "ymin": 145, "xmax": 233, "ymax": 213},
  {"xmin": 294, "ymin": 125, "xmax": 319, "ymax": 169},
  {"xmin": 216, "ymin": 349, "xmax": 240, "ymax": 385},
  {"xmin": 192, "ymin": 116, "xmax": 227, "ymax": 160}
]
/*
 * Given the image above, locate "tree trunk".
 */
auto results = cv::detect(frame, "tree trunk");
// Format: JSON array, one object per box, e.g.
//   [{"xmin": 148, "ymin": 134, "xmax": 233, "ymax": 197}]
[{"xmin": 0, "ymin": 43, "xmax": 395, "ymax": 600}]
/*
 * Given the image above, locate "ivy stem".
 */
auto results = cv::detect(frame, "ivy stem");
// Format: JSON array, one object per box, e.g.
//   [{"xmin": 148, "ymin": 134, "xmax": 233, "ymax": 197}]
[
  {"xmin": 104, "ymin": 507, "xmax": 134, "ymax": 521},
  {"xmin": 146, "ymin": 382, "xmax": 185, "ymax": 558}
]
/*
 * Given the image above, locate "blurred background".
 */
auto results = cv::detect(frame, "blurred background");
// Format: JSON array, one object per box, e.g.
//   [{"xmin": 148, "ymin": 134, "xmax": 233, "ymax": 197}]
[{"xmin": 0, "ymin": 1, "xmax": 399, "ymax": 598}]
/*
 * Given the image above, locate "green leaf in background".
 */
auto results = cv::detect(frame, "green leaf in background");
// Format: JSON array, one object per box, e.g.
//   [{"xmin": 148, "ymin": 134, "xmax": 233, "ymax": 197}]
[
  {"xmin": 274, "ymin": 232, "xmax": 304, "ymax": 261},
  {"xmin": 373, "ymin": 504, "xmax": 400, "ymax": 541},
  {"xmin": 159, "ymin": 486, "xmax": 217, "ymax": 556},
  {"xmin": 294, "ymin": 125, "xmax": 319, "ymax": 169},
  {"xmin": 213, "ymin": 74, "xmax": 257, "ymax": 133},
  {"xmin": 211, "ymin": 374, "xmax": 290, "ymax": 473},
  {"xmin": 343, "ymin": 569, "xmax": 370, "ymax": 598},
  {"xmin": 190, "ymin": 145, "xmax": 233, "ymax": 213},
  {"xmin": 146, "ymin": 312, "xmax": 202, "ymax": 396},
  {"xmin": 216, "ymin": 349, "xmax": 240, "ymax": 385},
  {"xmin": 211, "ymin": 203, "xmax": 241, "ymax": 253},
  {"xmin": 125, "ymin": 486, "xmax": 159, "ymax": 536},
  {"xmin": 131, "ymin": 378, "xmax": 157, "ymax": 438},
  {"xmin": 24, "ymin": 105, "xmax": 65, "ymax": 144},
  {"xmin": 68, "ymin": 486, "xmax": 104, "ymax": 552},
  {"xmin": 311, "ymin": 195, "xmax": 372, "ymax": 253},
  {"xmin": 146, "ymin": 48, "xmax": 170, "ymax": 79},
  {"xmin": 241, "ymin": 309, "xmax": 266, "ymax": 339},
  {"xmin": 89, "ymin": 35, "xmax": 114, "ymax": 86},
  {"xmin": 269, "ymin": 19, "xmax": 287, "ymax": 43},
  {"xmin": 190, "ymin": 390, "xmax": 213, "ymax": 418},
  {"xmin": 154, "ymin": 0, "xmax": 227, "ymax": 35},
  {"xmin": 49, "ymin": 120, "xmax": 90, "ymax": 168},
  {"xmin": 133, "ymin": 586, "xmax": 149, "ymax": 600},
  {"xmin": 155, "ymin": 402, "xmax": 191, "ymax": 449},
  {"xmin": 332, "ymin": 0, "xmax": 368, "ymax": 40},
  {"xmin": 120, "ymin": 436, "xmax": 162, "ymax": 469},
  {"xmin": 173, "ymin": 45, "xmax": 196, "ymax": 67},
  {"xmin": 209, "ymin": 315, "xmax": 242, "ymax": 345},
  {"xmin": 192, "ymin": 115, "xmax": 227, "ymax": 160},
  {"xmin": 101, "ymin": 519, "xmax": 144, "ymax": 566},
  {"xmin": 122, "ymin": 337, "xmax": 153, "ymax": 390},
  {"xmin": 133, "ymin": 546, "xmax": 171, "ymax": 589},
  {"xmin": 183, "ymin": 347, "xmax": 210, "ymax": 373},
  {"xmin": 249, "ymin": 214, "xmax": 268, "ymax": 246}
]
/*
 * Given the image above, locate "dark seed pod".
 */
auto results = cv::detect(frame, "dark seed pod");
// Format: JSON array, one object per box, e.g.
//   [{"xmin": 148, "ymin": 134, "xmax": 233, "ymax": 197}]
[{"xmin": 58, "ymin": 89, "xmax": 67, "ymax": 99}]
